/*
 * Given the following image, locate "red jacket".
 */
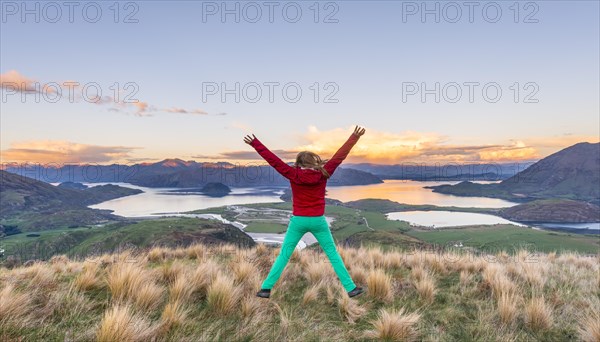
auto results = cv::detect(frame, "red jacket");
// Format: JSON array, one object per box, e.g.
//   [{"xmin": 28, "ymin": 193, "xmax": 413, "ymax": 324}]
[{"xmin": 250, "ymin": 133, "xmax": 360, "ymax": 216}]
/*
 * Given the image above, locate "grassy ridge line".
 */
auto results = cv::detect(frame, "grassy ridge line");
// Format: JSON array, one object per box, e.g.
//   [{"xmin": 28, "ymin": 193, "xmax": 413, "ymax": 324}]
[
  {"xmin": 0, "ymin": 243, "xmax": 598, "ymax": 341},
  {"xmin": 192, "ymin": 202, "xmax": 600, "ymax": 254},
  {"xmin": 2, "ymin": 202, "xmax": 598, "ymax": 265},
  {"xmin": 0, "ymin": 218, "xmax": 254, "ymax": 263}
]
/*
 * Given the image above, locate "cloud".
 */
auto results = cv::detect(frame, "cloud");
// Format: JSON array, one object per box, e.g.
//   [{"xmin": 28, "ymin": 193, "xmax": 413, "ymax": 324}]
[
  {"xmin": 295, "ymin": 126, "xmax": 546, "ymax": 163},
  {"xmin": 165, "ymin": 107, "xmax": 208, "ymax": 115},
  {"xmin": 193, "ymin": 126, "xmax": 592, "ymax": 164},
  {"xmin": 1, "ymin": 70, "xmax": 222, "ymax": 117},
  {"xmin": 192, "ymin": 149, "xmax": 299, "ymax": 161},
  {"xmin": 0, "ymin": 140, "xmax": 141, "ymax": 164},
  {"xmin": 0, "ymin": 70, "xmax": 64, "ymax": 94}
]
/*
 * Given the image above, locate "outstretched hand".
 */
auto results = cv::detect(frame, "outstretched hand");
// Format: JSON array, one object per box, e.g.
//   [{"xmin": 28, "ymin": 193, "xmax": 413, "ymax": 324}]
[
  {"xmin": 352, "ymin": 125, "xmax": 366, "ymax": 137},
  {"xmin": 243, "ymin": 134, "xmax": 257, "ymax": 145}
]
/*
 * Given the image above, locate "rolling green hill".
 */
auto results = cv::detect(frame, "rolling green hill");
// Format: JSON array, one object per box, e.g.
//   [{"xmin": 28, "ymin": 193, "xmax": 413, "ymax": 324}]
[
  {"xmin": 0, "ymin": 170, "xmax": 141, "ymax": 232},
  {"xmin": 499, "ymin": 199, "xmax": 600, "ymax": 223},
  {"xmin": 429, "ymin": 142, "xmax": 600, "ymax": 204}
]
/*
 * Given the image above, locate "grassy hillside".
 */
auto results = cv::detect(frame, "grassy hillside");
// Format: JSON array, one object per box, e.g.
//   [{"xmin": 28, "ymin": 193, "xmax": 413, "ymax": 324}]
[
  {"xmin": 428, "ymin": 142, "xmax": 600, "ymax": 204},
  {"xmin": 405, "ymin": 224, "xmax": 600, "ymax": 255},
  {"xmin": 499, "ymin": 199, "xmax": 600, "ymax": 223},
  {"xmin": 0, "ymin": 170, "xmax": 141, "ymax": 232},
  {"xmin": 192, "ymin": 202, "xmax": 600, "ymax": 254},
  {"xmin": 1, "ymin": 218, "xmax": 254, "ymax": 264},
  {"xmin": 0, "ymin": 243, "xmax": 598, "ymax": 341}
]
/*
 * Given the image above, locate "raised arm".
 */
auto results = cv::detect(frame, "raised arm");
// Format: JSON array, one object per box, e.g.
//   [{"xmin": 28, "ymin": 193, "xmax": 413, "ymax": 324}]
[
  {"xmin": 244, "ymin": 134, "xmax": 296, "ymax": 180},
  {"xmin": 324, "ymin": 126, "xmax": 365, "ymax": 176}
]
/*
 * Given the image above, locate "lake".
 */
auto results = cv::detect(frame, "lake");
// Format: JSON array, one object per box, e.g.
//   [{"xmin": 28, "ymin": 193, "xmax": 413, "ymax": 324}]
[
  {"xmin": 87, "ymin": 180, "xmax": 516, "ymax": 217},
  {"xmin": 326, "ymin": 180, "xmax": 516, "ymax": 208},
  {"xmin": 86, "ymin": 183, "xmax": 286, "ymax": 217},
  {"xmin": 386, "ymin": 211, "xmax": 599, "ymax": 234},
  {"xmin": 84, "ymin": 180, "xmax": 597, "ymax": 236},
  {"xmin": 386, "ymin": 211, "xmax": 525, "ymax": 228}
]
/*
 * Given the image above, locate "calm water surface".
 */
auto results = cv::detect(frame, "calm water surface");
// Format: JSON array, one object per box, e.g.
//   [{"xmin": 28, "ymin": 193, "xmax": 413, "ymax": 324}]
[
  {"xmin": 87, "ymin": 180, "xmax": 516, "ymax": 217},
  {"xmin": 326, "ymin": 180, "xmax": 516, "ymax": 208},
  {"xmin": 84, "ymin": 180, "xmax": 597, "ymax": 234},
  {"xmin": 386, "ymin": 211, "xmax": 525, "ymax": 228}
]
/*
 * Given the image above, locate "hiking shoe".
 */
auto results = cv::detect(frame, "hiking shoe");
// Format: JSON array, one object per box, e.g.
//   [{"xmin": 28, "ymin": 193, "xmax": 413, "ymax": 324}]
[
  {"xmin": 348, "ymin": 286, "xmax": 365, "ymax": 298},
  {"xmin": 256, "ymin": 289, "xmax": 271, "ymax": 298}
]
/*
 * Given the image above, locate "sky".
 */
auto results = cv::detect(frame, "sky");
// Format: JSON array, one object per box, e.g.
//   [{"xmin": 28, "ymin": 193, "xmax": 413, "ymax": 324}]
[{"xmin": 1, "ymin": 0, "xmax": 599, "ymax": 166}]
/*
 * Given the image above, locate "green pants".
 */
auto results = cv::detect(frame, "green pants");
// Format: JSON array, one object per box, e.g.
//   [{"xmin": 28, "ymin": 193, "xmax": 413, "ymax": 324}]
[{"xmin": 261, "ymin": 215, "xmax": 356, "ymax": 292}]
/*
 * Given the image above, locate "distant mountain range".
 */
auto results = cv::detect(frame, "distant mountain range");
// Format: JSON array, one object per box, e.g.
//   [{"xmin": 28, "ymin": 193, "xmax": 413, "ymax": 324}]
[
  {"xmin": 344, "ymin": 162, "xmax": 534, "ymax": 181},
  {"xmin": 0, "ymin": 170, "xmax": 141, "ymax": 233},
  {"xmin": 3, "ymin": 159, "xmax": 383, "ymax": 188},
  {"xmin": 429, "ymin": 142, "xmax": 600, "ymax": 205}
]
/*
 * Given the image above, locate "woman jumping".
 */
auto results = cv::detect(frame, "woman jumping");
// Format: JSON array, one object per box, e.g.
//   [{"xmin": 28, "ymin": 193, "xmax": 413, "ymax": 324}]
[{"xmin": 244, "ymin": 125, "xmax": 366, "ymax": 299}]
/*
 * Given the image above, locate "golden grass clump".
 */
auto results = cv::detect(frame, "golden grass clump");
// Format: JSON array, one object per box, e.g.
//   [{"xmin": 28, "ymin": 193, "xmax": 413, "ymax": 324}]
[
  {"xmin": 49, "ymin": 255, "xmax": 70, "ymax": 273},
  {"xmin": 106, "ymin": 261, "xmax": 164, "ymax": 311},
  {"xmin": 367, "ymin": 247, "xmax": 386, "ymax": 268},
  {"xmin": 355, "ymin": 246, "xmax": 374, "ymax": 269},
  {"xmin": 411, "ymin": 265, "xmax": 426, "ymax": 282},
  {"xmin": 497, "ymin": 291, "xmax": 519, "ymax": 325},
  {"xmin": 147, "ymin": 247, "xmax": 166, "ymax": 262},
  {"xmin": 170, "ymin": 273, "xmax": 194, "ymax": 303},
  {"xmin": 482, "ymin": 263, "xmax": 516, "ymax": 300},
  {"xmin": 302, "ymin": 282, "xmax": 322, "ymax": 305},
  {"xmin": 96, "ymin": 304, "xmax": 156, "ymax": 342},
  {"xmin": 186, "ymin": 243, "xmax": 206, "ymax": 259},
  {"xmin": 413, "ymin": 272, "xmax": 437, "ymax": 303},
  {"xmin": 74, "ymin": 262, "xmax": 103, "ymax": 291},
  {"xmin": 349, "ymin": 265, "xmax": 368, "ymax": 286},
  {"xmin": 254, "ymin": 243, "xmax": 270, "ymax": 256},
  {"xmin": 337, "ymin": 294, "xmax": 367, "ymax": 324},
  {"xmin": 160, "ymin": 260, "xmax": 186, "ymax": 284},
  {"xmin": 383, "ymin": 251, "xmax": 404, "ymax": 270},
  {"xmin": 516, "ymin": 261, "xmax": 547, "ymax": 289},
  {"xmin": 338, "ymin": 246, "xmax": 355, "ymax": 266},
  {"xmin": 17, "ymin": 262, "xmax": 57, "ymax": 289},
  {"xmin": 305, "ymin": 261, "xmax": 335, "ymax": 284},
  {"xmin": 578, "ymin": 309, "xmax": 600, "ymax": 342},
  {"xmin": 206, "ymin": 274, "xmax": 241, "ymax": 315},
  {"xmin": 106, "ymin": 262, "xmax": 145, "ymax": 300},
  {"xmin": 189, "ymin": 259, "xmax": 222, "ymax": 297},
  {"xmin": 424, "ymin": 253, "xmax": 447, "ymax": 275},
  {"xmin": 0, "ymin": 284, "xmax": 33, "ymax": 328},
  {"xmin": 231, "ymin": 259, "xmax": 257, "ymax": 284},
  {"xmin": 240, "ymin": 294, "xmax": 263, "ymax": 318},
  {"xmin": 367, "ymin": 268, "xmax": 393, "ymax": 302},
  {"xmin": 524, "ymin": 296, "xmax": 553, "ymax": 331},
  {"xmin": 160, "ymin": 300, "xmax": 188, "ymax": 333},
  {"xmin": 135, "ymin": 282, "xmax": 164, "ymax": 312},
  {"xmin": 364, "ymin": 307, "xmax": 421, "ymax": 341}
]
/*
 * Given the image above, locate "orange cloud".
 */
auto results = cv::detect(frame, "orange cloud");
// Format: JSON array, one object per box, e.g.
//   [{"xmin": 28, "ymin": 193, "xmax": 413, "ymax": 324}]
[
  {"xmin": 0, "ymin": 140, "xmax": 141, "ymax": 164},
  {"xmin": 1, "ymin": 70, "xmax": 220, "ymax": 117},
  {"xmin": 165, "ymin": 107, "xmax": 208, "ymax": 115},
  {"xmin": 0, "ymin": 70, "xmax": 64, "ymax": 94},
  {"xmin": 198, "ymin": 126, "xmax": 595, "ymax": 164}
]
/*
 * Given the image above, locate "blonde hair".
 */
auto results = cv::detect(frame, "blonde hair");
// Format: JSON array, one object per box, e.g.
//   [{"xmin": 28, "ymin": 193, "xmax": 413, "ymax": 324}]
[{"xmin": 295, "ymin": 151, "xmax": 330, "ymax": 178}]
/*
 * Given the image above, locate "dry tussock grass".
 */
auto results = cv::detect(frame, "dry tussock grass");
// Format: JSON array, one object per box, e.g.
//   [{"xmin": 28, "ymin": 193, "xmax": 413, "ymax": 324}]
[
  {"xmin": 367, "ymin": 268, "xmax": 393, "ymax": 302},
  {"xmin": 1, "ymin": 243, "xmax": 598, "ymax": 341},
  {"xmin": 363, "ymin": 307, "xmax": 421, "ymax": 341}
]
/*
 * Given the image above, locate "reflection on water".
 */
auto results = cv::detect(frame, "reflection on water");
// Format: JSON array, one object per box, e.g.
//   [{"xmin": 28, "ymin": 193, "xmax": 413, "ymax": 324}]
[
  {"xmin": 85, "ymin": 179, "xmax": 516, "ymax": 217},
  {"xmin": 326, "ymin": 180, "xmax": 516, "ymax": 208},
  {"xmin": 86, "ymin": 183, "xmax": 284, "ymax": 217},
  {"xmin": 387, "ymin": 211, "xmax": 600, "ymax": 234},
  {"xmin": 534, "ymin": 222, "xmax": 600, "ymax": 232},
  {"xmin": 386, "ymin": 211, "xmax": 524, "ymax": 228}
]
